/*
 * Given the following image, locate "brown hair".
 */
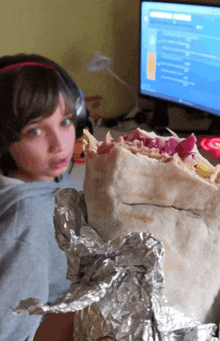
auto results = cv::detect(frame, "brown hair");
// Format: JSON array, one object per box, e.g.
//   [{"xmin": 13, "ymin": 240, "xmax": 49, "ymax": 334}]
[{"xmin": 0, "ymin": 53, "xmax": 81, "ymax": 175}]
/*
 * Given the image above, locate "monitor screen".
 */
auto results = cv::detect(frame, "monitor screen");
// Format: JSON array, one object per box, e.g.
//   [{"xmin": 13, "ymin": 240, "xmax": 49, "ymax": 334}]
[{"xmin": 139, "ymin": 0, "xmax": 220, "ymax": 118}]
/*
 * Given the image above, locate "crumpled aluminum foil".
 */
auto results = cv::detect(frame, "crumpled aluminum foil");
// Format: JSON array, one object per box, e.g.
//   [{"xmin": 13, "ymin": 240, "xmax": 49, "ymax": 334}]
[{"xmin": 13, "ymin": 188, "xmax": 219, "ymax": 341}]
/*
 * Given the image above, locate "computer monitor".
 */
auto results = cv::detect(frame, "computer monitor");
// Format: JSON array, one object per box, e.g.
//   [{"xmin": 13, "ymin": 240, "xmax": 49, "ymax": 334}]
[{"xmin": 139, "ymin": 0, "xmax": 220, "ymax": 133}]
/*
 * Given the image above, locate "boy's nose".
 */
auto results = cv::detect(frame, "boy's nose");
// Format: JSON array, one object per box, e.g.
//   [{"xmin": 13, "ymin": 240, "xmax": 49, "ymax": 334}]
[{"xmin": 48, "ymin": 131, "xmax": 67, "ymax": 153}]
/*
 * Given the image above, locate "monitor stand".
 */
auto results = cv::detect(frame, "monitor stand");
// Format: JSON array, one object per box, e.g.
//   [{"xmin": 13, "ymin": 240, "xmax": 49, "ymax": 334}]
[
  {"xmin": 134, "ymin": 99, "xmax": 170, "ymax": 133},
  {"xmin": 150, "ymin": 99, "xmax": 169, "ymax": 131}
]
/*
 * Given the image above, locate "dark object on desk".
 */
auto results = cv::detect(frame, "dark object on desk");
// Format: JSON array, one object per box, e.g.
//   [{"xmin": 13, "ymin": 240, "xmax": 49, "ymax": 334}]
[
  {"xmin": 102, "ymin": 117, "xmax": 118, "ymax": 128},
  {"xmin": 136, "ymin": 102, "xmax": 220, "ymax": 136},
  {"xmin": 75, "ymin": 108, "xmax": 93, "ymax": 139},
  {"xmin": 134, "ymin": 111, "xmax": 151, "ymax": 125},
  {"xmin": 154, "ymin": 114, "xmax": 220, "ymax": 136}
]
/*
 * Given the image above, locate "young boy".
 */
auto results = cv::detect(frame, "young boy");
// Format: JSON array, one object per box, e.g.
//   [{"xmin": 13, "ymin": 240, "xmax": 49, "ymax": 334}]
[{"xmin": 0, "ymin": 53, "xmax": 86, "ymax": 340}]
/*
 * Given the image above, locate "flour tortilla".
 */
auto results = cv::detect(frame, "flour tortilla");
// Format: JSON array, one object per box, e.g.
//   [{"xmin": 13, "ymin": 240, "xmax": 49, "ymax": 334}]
[{"xmin": 83, "ymin": 128, "xmax": 220, "ymax": 323}]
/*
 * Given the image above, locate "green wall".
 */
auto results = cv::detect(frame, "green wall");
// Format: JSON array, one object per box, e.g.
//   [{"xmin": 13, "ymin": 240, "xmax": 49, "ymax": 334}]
[{"xmin": 0, "ymin": 0, "xmax": 140, "ymax": 118}]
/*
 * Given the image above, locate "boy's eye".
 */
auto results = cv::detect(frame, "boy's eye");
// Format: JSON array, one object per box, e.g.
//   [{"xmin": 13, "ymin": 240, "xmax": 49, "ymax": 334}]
[
  {"xmin": 25, "ymin": 116, "xmax": 74, "ymax": 137},
  {"xmin": 29, "ymin": 128, "xmax": 41, "ymax": 136},
  {"xmin": 61, "ymin": 118, "xmax": 73, "ymax": 127}
]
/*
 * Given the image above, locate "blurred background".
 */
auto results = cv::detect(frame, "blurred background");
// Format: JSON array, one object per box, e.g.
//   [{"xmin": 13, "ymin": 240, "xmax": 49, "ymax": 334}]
[
  {"xmin": 0, "ymin": 0, "xmax": 218, "ymax": 120},
  {"xmin": 0, "ymin": 0, "xmax": 218, "ymax": 122},
  {"xmin": 0, "ymin": 0, "xmax": 139, "ymax": 119},
  {"xmin": 1, "ymin": 0, "xmax": 219, "ymax": 190}
]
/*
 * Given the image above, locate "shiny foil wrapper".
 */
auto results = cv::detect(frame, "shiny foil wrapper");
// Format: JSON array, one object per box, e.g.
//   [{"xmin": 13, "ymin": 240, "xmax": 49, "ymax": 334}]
[{"xmin": 13, "ymin": 188, "xmax": 219, "ymax": 341}]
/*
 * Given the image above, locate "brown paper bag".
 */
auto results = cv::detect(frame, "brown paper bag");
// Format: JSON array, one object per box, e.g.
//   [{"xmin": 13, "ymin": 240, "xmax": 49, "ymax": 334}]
[{"xmin": 83, "ymin": 128, "xmax": 220, "ymax": 324}]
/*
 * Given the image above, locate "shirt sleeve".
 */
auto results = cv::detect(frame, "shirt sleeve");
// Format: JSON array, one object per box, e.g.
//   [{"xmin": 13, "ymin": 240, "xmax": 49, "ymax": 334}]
[{"xmin": 0, "ymin": 238, "xmax": 49, "ymax": 341}]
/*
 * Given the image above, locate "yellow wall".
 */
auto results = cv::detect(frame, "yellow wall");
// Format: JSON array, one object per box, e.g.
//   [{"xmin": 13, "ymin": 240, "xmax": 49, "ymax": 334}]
[{"xmin": 0, "ymin": 0, "xmax": 140, "ymax": 118}]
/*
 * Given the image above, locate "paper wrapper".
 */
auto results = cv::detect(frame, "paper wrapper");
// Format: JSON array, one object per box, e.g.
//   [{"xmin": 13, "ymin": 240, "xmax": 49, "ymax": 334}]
[{"xmin": 13, "ymin": 188, "xmax": 219, "ymax": 341}]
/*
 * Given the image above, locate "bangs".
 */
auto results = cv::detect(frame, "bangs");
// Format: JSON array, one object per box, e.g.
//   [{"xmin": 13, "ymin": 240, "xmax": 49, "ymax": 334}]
[
  {"xmin": 13, "ymin": 67, "xmax": 78, "ymax": 133},
  {"xmin": 14, "ymin": 68, "xmax": 60, "ymax": 130}
]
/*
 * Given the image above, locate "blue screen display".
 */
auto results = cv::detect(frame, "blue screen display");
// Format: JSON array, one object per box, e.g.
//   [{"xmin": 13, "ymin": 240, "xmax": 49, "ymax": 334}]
[{"xmin": 140, "ymin": 1, "xmax": 220, "ymax": 117}]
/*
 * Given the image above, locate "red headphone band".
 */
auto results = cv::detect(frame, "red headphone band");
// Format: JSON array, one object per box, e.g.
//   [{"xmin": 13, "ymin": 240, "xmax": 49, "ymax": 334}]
[{"xmin": 0, "ymin": 62, "xmax": 56, "ymax": 74}]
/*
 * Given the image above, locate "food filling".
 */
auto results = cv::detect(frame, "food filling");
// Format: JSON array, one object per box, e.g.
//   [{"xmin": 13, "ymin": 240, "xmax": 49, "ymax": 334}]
[{"xmin": 83, "ymin": 128, "xmax": 220, "ymax": 184}]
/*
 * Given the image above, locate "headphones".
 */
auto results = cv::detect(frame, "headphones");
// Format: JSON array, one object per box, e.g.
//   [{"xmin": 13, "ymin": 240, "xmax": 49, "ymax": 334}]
[
  {"xmin": 54, "ymin": 65, "xmax": 93, "ymax": 139},
  {"xmin": 0, "ymin": 61, "xmax": 92, "ymax": 139}
]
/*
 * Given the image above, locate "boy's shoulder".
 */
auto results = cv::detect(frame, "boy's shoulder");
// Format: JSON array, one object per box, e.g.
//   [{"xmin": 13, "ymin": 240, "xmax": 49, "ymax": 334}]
[{"xmin": 0, "ymin": 171, "xmax": 75, "ymax": 217}]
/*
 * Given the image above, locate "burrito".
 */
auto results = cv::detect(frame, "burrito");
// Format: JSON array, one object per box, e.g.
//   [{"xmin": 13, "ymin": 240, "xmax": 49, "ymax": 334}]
[
  {"xmin": 83, "ymin": 128, "xmax": 220, "ymax": 324},
  {"xmin": 13, "ymin": 188, "xmax": 219, "ymax": 341}
]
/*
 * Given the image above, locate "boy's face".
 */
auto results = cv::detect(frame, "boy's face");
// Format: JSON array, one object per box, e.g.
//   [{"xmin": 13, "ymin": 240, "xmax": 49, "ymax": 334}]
[{"xmin": 9, "ymin": 95, "xmax": 76, "ymax": 181}]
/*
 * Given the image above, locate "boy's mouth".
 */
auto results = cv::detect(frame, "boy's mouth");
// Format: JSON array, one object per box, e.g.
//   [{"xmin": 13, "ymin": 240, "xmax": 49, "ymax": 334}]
[{"xmin": 53, "ymin": 157, "xmax": 69, "ymax": 169}]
